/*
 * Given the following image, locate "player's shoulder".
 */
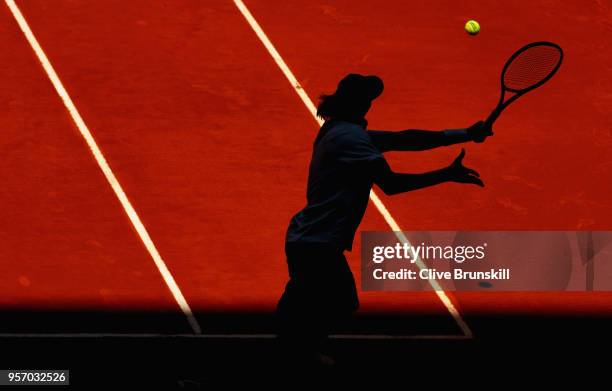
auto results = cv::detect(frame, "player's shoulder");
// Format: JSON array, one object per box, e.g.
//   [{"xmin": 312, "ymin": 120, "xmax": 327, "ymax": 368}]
[
  {"xmin": 327, "ymin": 120, "xmax": 364, "ymax": 133},
  {"xmin": 324, "ymin": 120, "xmax": 369, "ymax": 143}
]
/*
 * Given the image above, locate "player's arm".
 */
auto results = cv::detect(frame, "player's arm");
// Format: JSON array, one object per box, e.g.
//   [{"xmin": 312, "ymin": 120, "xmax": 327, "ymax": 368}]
[
  {"xmin": 368, "ymin": 121, "xmax": 492, "ymax": 152},
  {"xmin": 372, "ymin": 149, "xmax": 483, "ymax": 195}
]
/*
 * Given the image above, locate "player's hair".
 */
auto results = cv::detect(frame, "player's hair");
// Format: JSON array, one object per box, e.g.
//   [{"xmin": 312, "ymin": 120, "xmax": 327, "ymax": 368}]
[
  {"xmin": 316, "ymin": 93, "xmax": 371, "ymax": 121},
  {"xmin": 316, "ymin": 94, "xmax": 337, "ymax": 120}
]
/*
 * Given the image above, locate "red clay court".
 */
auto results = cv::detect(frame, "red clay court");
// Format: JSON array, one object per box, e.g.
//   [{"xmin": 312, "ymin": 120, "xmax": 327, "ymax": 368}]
[{"xmin": 1, "ymin": 0, "xmax": 612, "ymax": 384}]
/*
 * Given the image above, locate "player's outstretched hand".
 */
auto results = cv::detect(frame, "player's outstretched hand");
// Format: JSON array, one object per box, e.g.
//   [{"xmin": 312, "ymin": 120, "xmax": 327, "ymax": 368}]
[
  {"xmin": 445, "ymin": 149, "xmax": 484, "ymax": 187},
  {"xmin": 468, "ymin": 120, "xmax": 493, "ymax": 143}
]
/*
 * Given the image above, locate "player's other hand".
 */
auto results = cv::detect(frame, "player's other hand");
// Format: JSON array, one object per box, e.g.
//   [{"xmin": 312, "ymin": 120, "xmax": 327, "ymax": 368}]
[
  {"xmin": 468, "ymin": 120, "xmax": 493, "ymax": 143},
  {"xmin": 445, "ymin": 149, "xmax": 484, "ymax": 187}
]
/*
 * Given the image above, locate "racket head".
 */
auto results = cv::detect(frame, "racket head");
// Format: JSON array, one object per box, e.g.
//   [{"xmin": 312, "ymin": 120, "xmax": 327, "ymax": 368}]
[{"xmin": 501, "ymin": 41, "xmax": 564, "ymax": 94}]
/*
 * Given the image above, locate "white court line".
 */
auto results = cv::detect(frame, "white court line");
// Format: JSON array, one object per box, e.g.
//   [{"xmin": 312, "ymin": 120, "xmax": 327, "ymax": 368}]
[
  {"xmin": 0, "ymin": 333, "xmax": 471, "ymax": 340},
  {"xmin": 4, "ymin": 0, "xmax": 201, "ymax": 335},
  {"xmin": 233, "ymin": 0, "xmax": 472, "ymax": 338}
]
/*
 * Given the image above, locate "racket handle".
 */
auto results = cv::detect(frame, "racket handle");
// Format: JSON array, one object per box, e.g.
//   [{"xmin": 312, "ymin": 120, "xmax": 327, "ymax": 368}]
[{"xmin": 485, "ymin": 106, "xmax": 502, "ymax": 127}]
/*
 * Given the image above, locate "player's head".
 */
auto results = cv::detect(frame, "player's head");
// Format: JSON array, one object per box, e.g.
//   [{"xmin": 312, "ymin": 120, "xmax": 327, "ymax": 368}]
[{"xmin": 317, "ymin": 74, "xmax": 384, "ymax": 124}]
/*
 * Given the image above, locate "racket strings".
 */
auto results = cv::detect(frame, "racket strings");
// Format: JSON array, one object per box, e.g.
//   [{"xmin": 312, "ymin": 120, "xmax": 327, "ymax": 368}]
[{"xmin": 503, "ymin": 46, "xmax": 562, "ymax": 92}]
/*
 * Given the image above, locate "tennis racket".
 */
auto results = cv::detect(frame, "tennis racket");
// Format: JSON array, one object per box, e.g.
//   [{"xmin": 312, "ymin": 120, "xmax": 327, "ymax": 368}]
[{"xmin": 485, "ymin": 41, "xmax": 564, "ymax": 127}]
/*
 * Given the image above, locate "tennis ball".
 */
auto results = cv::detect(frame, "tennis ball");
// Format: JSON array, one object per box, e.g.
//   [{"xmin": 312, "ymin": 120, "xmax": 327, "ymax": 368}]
[{"xmin": 465, "ymin": 20, "xmax": 480, "ymax": 35}]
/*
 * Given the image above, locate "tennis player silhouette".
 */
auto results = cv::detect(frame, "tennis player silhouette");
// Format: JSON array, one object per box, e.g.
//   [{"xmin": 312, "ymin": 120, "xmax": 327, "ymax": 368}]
[{"xmin": 277, "ymin": 74, "xmax": 492, "ymax": 367}]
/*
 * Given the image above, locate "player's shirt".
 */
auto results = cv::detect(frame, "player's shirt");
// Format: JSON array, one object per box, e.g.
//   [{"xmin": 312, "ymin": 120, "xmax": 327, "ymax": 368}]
[{"xmin": 286, "ymin": 120, "xmax": 385, "ymax": 251}]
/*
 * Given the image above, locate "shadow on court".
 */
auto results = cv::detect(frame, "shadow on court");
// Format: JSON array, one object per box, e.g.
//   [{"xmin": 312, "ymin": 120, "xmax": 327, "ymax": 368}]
[{"xmin": 1, "ymin": 310, "xmax": 612, "ymax": 387}]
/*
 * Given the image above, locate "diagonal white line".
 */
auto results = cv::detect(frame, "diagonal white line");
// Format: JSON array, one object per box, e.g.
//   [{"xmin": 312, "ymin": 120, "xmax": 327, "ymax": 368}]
[
  {"xmin": 233, "ymin": 0, "xmax": 472, "ymax": 337},
  {"xmin": 5, "ymin": 0, "xmax": 201, "ymax": 334}
]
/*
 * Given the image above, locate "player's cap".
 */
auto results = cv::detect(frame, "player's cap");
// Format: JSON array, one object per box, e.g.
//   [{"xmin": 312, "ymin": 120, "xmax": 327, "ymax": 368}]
[{"xmin": 335, "ymin": 74, "xmax": 384, "ymax": 101}]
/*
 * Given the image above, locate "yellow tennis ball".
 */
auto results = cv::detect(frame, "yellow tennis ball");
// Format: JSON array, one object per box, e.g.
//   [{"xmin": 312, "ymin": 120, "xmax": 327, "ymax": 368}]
[{"xmin": 465, "ymin": 20, "xmax": 480, "ymax": 35}]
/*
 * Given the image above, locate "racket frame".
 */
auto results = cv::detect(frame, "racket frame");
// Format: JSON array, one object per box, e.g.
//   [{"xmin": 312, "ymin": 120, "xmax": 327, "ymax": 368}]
[{"xmin": 486, "ymin": 41, "xmax": 564, "ymax": 126}]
